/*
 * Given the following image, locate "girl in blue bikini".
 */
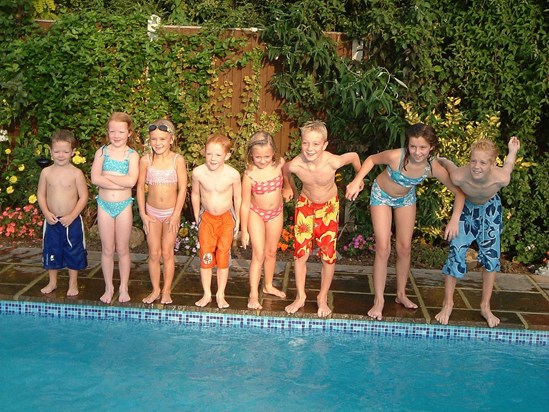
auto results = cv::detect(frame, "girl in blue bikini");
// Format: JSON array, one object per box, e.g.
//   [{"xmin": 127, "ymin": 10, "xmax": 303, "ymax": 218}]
[
  {"xmin": 91, "ymin": 112, "xmax": 140, "ymax": 304},
  {"xmin": 346, "ymin": 123, "xmax": 465, "ymax": 321},
  {"xmin": 241, "ymin": 131, "xmax": 287, "ymax": 309}
]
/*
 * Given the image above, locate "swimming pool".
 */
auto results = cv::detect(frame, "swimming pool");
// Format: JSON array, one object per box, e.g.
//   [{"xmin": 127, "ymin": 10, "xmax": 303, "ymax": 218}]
[{"xmin": 1, "ymin": 301, "xmax": 548, "ymax": 411}]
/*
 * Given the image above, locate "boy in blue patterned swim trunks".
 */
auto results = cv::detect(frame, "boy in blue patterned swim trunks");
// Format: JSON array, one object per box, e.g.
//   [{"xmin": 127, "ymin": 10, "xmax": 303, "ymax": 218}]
[{"xmin": 435, "ymin": 137, "xmax": 520, "ymax": 328}]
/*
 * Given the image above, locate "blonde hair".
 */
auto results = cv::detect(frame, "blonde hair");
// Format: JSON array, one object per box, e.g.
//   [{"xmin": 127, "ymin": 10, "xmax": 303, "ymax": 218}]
[
  {"xmin": 300, "ymin": 120, "xmax": 328, "ymax": 141},
  {"xmin": 471, "ymin": 139, "xmax": 498, "ymax": 163},
  {"xmin": 245, "ymin": 131, "xmax": 280, "ymax": 169},
  {"xmin": 206, "ymin": 133, "xmax": 232, "ymax": 154},
  {"xmin": 148, "ymin": 119, "xmax": 178, "ymax": 157}
]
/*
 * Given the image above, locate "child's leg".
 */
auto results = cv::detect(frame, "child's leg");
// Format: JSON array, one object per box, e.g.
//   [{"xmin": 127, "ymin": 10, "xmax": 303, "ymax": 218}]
[
  {"xmin": 160, "ymin": 224, "xmax": 178, "ymax": 304},
  {"xmin": 435, "ymin": 275, "xmax": 457, "ymax": 325},
  {"xmin": 196, "ymin": 267, "xmax": 213, "ymax": 307},
  {"xmin": 248, "ymin": 213, "xmax": 267, "ymax": 309},
  {"xmin": 285, "ymin": 253, "xmax": 309, "ymax": 314},
  {"xmin": 393, "ymin": 204, "xmax": 418, "ymax": 309},
  {"xmin": 216, "ymin": 267, "xmax": 229, "ymax": 308},
  {"xmin": 480, "ymin": 270, "xmax": 500, "ymax": 327},
  {"xmin": 97, "ymin": 208, "xmax": 116, "ymax": 303},
  {"xmin": 317, "ymin": 262, "xmax": 335, "ymax": 317},
  {"xmin": 41, "ymin": 269, "xmax": 58, "ymax": 294},
  {"xmin": 143, "ymin": 220, "xmax": 162, "ymax": 304},
  {"xmin": 115, "ymin": 206, "xmax": 133, "ymax": 303},
  {"xmin": 369, "ymin": 205, "xmax": 393, "ymax": 320},
  {"xmin": 67, "ymin": 269, "xmax": 79, "ymax": 296},
  {"xmin": 262, "ymin": 213, "xmax": 285, "ymax": 298}
]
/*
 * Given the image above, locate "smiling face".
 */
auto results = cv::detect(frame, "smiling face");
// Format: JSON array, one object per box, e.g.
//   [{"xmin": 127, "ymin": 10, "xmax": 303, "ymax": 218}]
[
  {"xmin": 301, "ymin": 130, "xmax": 328, "ymax": 162},
  {"xmin": 251, "ymin": 145, "xmax": 274, "ymax": 169},
  {"xmin": 149, "ymin": 129, "xmax": 172, "ymax": 155},
  {"xmin": 51, "ymin": 140, "xmax": 75, "ymax": 166},
  {"xmin": 469, "ymin": 148, "xmax": 495, "ymax": 180},
  {"xmin": 407, "ymin": 136, "xmax": 433, "ymax": 164},
  {"xmin": 205, "ymin": 142, "xmax": 229, "ymax": 171},
  {"xmin": 107, "ymin": 120, "xmax": 131, "ymax": 148}
]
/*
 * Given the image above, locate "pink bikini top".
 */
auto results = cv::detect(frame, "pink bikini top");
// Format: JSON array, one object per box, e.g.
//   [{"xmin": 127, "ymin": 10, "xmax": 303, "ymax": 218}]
[
  {"xmin": 246, "ymin": 171, "xmax": 283, "ymax": 195},
  {"xmin": 146, "ymin": 154, "xmax": 179, "ymax": 185}
]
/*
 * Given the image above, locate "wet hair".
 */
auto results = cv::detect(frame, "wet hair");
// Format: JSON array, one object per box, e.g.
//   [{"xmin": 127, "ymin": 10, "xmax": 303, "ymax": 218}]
[
  {"xmin": 245, "ymin": 131, "xmax": 280, "ymax": 169},
  {"xmin": 402, "ymin": 123, "xmax": 439, "ymax": 170},
  {"xmin": 105, "ymin": 112, "xmax": 135, "ymax": 148},
  {"xmin": 300, "ymin": 120, "xmax": 328, "ymax": 141},
  {"xmin": 206, "ymin": 133, "xmax": 232, "ymax": 154},
  {"xmin": 51, "ymin": 129, "xmax": 77, "ymax": 150},
  {"xmin": 148, "ymin": 119, "xmax": 178, "ymax": 158},
  {"xmin": 471, "ymin": 139, "xmax": 498, "ymax": 163}
]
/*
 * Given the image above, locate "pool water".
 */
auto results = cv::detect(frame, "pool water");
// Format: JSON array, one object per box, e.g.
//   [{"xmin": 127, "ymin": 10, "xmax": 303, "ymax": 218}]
[{"xmin": 0, "ymin": 314, "xmax": 547, "ymax": 411}]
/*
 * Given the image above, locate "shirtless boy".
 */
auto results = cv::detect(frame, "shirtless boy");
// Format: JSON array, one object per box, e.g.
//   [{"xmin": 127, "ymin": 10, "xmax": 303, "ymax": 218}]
[
  {"xmin": 283, "ymin": 120, "xmax": 361, "ymax": 317},
  {"xmin": 435, "ymin": 136, "xmax": 520, "ymax": 327},
  {"xmin": 37, "ymin": 130, "xmax": 89, "ymax": 296},
  {"xmin": 191, "ymin": 134, "xmax": 242, "ymax": 308}
]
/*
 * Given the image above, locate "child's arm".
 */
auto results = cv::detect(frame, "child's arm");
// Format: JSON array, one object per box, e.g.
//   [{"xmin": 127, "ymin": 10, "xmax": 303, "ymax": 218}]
[
  {"xmin": 282, "ymin": 159, "xmax": 298, "ymax": 201},
  {"xmin": 90, "ymin": 149, "xmax": 125, "ymax": 190},
  {"xmin": 102, "ymin": 151, "xmax": 140, "ymax": 189},
  {"xmin": 190, "ymin": 170, "xmax": 201, "ymax": 223},
  {"xmin": 232, "ymin": 171, "xmax": 242, "ymax": 238},
  {"xmin": 436, "ymin": 156, "xmax": 459, "ymax": 173},
  {"xmin": 346, "ymin": 149, "xmax": 394, "ymax": 201},
  {"xmin": 136, "ymin": 156, "xmax": 154, "ymax": 235},
  {"xmin": 60, "ymin": 169, "xmax": 89, "ymax": 227},
  {"xmin": 431, "ymin": 160, "xmax": 466, "ymax": 240},
  {"xmin": 500, "ymin": 136, "xmax": 520, "ymax": 176},
  {"xmin": 36, "ymin": 168, "xmax": 57, "ymax": 225},
  {"xmin": 240, "ymin": 173, "xmax": 252, "ymax": 248},
  {"xmin": 166, "ymin": 155, "xmax": 188, "ymax": 234}
]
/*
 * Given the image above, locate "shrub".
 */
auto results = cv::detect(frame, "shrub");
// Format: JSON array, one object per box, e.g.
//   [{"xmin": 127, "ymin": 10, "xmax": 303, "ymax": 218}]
[{"xmin": 0, "ymin": 204, "xmax": 43, "ymax": 239}]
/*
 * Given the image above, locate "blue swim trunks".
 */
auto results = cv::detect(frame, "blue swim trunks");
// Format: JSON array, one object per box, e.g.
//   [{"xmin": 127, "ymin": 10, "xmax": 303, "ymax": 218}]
[
  {"xmin": 370, "ymin": 180, "xmax": 416, "ymax": 208},
  {"xmin": 43, "ymin": 215, "xmax": 88, "ymax": 270},
  {"xmin": 442, "ymin": 194, "xmax": 503, "ymax": 278}
]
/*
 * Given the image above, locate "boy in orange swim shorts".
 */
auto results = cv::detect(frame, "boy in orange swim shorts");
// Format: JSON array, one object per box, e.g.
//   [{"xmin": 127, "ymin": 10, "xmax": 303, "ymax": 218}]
[
  {"xmin": 191, "ymin": 134, "xmax": 242, "ymax": 308},
  {"xmin": 283, "ymin": 120, "xmax": 361, "ymax": 317}
]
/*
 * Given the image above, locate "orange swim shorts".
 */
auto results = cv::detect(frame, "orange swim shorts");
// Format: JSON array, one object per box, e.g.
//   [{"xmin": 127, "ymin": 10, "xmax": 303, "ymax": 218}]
[
  {"xmin": 198, "ymin": 209, "xmax": 235, "ymax": 269},
  {"xmin": 293, "ymin": 194, "xmax": 339, "ymax": 264}
]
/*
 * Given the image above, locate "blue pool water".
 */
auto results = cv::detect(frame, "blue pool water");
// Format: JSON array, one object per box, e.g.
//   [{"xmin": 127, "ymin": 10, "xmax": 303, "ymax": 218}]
[{"xmin": 0, "ymin": 313, "xmax": 547, "ymax": 411}]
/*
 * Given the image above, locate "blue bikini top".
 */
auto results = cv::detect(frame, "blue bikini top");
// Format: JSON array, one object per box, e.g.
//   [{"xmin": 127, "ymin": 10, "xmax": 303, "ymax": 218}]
[
  {"xmin": 386, "ymin": 149, "xmax": 430, "ymax": 188},
  {"xmin": 101, "ymin": 145, "xmax": 134, "ymax": 175}
]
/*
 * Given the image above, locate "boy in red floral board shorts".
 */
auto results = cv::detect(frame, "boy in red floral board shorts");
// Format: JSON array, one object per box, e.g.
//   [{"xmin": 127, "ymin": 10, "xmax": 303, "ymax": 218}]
[{"xmin": 282, "ymin": 120, "xmax": 361, "ymax": 317}]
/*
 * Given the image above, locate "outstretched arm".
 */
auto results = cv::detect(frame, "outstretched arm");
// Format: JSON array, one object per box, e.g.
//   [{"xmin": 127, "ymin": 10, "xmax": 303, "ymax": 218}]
[
  {"xmin": 436, "ymin": 156, "xmax": 459, "ymax": 173},
  {"xmin": 501, "ymin": 136, "xmax": 520, "ymax": 174}
]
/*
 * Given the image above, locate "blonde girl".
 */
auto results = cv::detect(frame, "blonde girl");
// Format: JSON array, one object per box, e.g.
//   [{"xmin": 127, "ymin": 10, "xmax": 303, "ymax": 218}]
[
  {"xmin": 91, "ymin": 112, "xmax": 140, "ymax": 304},
  {"xmin": 241, "ymin": 131, "xmax": 287, "ymax": 309},
  {"xmin": 346, "ymin": 123, "xmax": 465, "ymax": 321},
  {"xmin": 136, "ymin": 119, "xmax": 187, "ymax": 305}
]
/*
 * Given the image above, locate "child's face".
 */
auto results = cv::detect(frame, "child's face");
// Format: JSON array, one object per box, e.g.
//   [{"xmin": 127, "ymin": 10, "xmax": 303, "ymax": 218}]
[
  {"xmin": 469, "ymin": 149, "xmax": 494, "ymax": 180},
  {"xmin": 251, "ymin": 145, "xmax": 274, "ymax": 169},
  {"xmin": 51, "ymin": 141, "xmax": 74, "ymax": 166},
  {"xmin": 149, "ymin": 129, "xmax": 172, "ymax": 155},
  {"xmin": 301, "ymin": 130, "xmax": 328, "ymax": 162},
  {"xmin": 407, "ymin": 137, "xmax": 433, "ymax": 163},
  {"xmin": 107, "ymin": 121, "xmax": 131, "ymax": 147},
  {"xmin": 205, "ymin": 142, "xmax": 229, "ymax": 171}
]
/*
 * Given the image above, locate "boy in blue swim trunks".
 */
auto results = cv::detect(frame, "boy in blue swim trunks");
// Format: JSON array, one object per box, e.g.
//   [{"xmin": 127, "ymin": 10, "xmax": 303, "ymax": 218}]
[
  {"xmin": 37, "ymin": 130, "xmax": 89, "ymax": 296},
  {"xmin": 435, "ymin": 136, "xmax": 520, "ymax": 328}
]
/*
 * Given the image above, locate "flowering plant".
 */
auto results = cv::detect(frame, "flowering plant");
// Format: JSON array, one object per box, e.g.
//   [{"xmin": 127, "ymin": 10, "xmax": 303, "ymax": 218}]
[
  {"xmin": 342, "ymin": 233, "xmax": 375, "ymax": 257},
  {"xmin": 278, "ymin": 225, "xmax": 295, "ymax": 252},
  {"xmin": 175, "ymin": 220, "xmax": 199, "ymax": 255},
  {"xmin": 0, "ymin": 204, "xmax": 43, "ymax": 239}
]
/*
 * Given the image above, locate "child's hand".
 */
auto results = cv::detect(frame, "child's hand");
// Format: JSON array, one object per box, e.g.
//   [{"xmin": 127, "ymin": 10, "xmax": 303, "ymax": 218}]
[
  {"xmin": 241, "ymin": 230, "xmax": 249, "ymax": 249},
  {"xmin": 282, "ymin": 186, "xmax": 294, "ymax": 202},
  {"xmin": 166, "ymin": 214, "xmax": 180, "ymax": 235},
  {"xmin": 45, "ymin": 213, "xmax": 58, "ymax": 225},
  {"xmin": 444, "ymin": 217, "xmax": 460, "ymax": 241},
  {"xmin": 508, "ymin": 136, "xmax": 520, "ymax": 154},
  {"xmin": 58, "ymin": 215, "xmax": 75, "ymax": 227},
  {"xmin": 345, "ymin": 179, "xmax": 363, "ymax": 201},
  {"xmin": 141, "ymin": 215, "xmax": 156, "ymax": 235}
]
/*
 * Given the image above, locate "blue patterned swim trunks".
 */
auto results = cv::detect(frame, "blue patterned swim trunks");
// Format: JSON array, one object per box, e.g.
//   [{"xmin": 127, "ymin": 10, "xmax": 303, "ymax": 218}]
[{"xmin": 442, "ymin": 194, "xmax": 503, "ymax": 278}]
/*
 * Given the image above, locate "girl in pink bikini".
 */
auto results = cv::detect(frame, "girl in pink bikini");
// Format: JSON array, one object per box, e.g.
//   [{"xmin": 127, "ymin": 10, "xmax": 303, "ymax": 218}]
[
  {"xmin": 241, "ymin": 131, "xmax": 287, "ymax": 309},
  {"xmin": 136, "ymin": 119, "xmax": 187, "ymax": 304}
]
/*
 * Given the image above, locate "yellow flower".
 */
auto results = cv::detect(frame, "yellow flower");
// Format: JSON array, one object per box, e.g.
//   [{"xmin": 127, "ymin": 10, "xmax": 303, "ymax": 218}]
[
  {"xmin": 72, "ymin": 154, "xmax": 86, "ymax": 165},
  {"xmin": 9, "ymin": 175, "xmax": 17, "ymax": 184},
  {"xmin": 5, "ymin": 148, "xmax": 11, "ymax": 155},
  {"xmin": 6, "ymin": 186, "xmax": 14, "ymax": 194},
  {"xmin": 29, "ymin": 194, "xmax": 37, "ymax": 204},
  {"xmin": 18, "ymin": 164, "xmax": 25, "ymax": 171}
]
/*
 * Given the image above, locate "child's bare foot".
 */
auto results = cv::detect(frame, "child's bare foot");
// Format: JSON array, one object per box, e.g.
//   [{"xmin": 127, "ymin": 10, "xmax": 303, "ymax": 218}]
[
  {"xmin": 247, "ymin": 296, "xmax": 262, "ymax": 310},
  {"xmin": 317, "ymin": 298, "xmax": 332, "ymax": 318},
  {"xmin": 118, "ymin": 289, "xmax": 130, "ymax": 303},
  {"xmin": 195, "ymin": 295, "xmax": 212, "ymax": 307},
  {"xmin": 142, "ymin": 290, "xmax": 161, "ymax": 304},
  {"xmin": 367, "ymin": 298, "xmax": 384, "ymax": 320},
  {"xmin": 41, "ymin": 283, "xmax": 57, "ymax": 294},
  {"xmin": 395, "ymin": 294, "xmax": 418, "ymax": 309},
  {"xmin": 216, "ymin": 293, "xmax": 229, "ymax": 309},
  {"xmin": 100, "ymin": 289, "xmax": 114, "ymax": 304},
  {"xmin": 435, "ymin": 303, "xmax": 454, "ymax": 325},
  {"xmin": 161, "ymin": 293, "xmax": 172, "ymax": 305},
  {"xmin": 263, "ymin": 285, "xmax": 286, "ymax": 298},
  {"xmin": 66, "ymin": 285, "xmax": 79, "ymax": 297},
  {"xmin": 285, "ymin": 297, "xmax": 306, "ymax": 314},
  {"xmin": 480, "ymin": 305, "xmax": 500, "ymax": 328}
]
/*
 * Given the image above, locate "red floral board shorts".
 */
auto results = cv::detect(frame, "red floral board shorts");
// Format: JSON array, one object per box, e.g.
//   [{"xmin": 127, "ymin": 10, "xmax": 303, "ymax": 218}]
[
  {"xmin": 198, "ymin": 209, "xmax": 235, "ymax": 269},
  {"xmin": 293, "ymin": 194, "xmax": 339, "ymax": 264}
]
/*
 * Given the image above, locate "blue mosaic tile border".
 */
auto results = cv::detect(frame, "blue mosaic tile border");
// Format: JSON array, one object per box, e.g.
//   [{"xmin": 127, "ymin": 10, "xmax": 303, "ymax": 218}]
[{"xmin": 1, "ymin": 300, "xmax": 548, "ymax": 346}]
